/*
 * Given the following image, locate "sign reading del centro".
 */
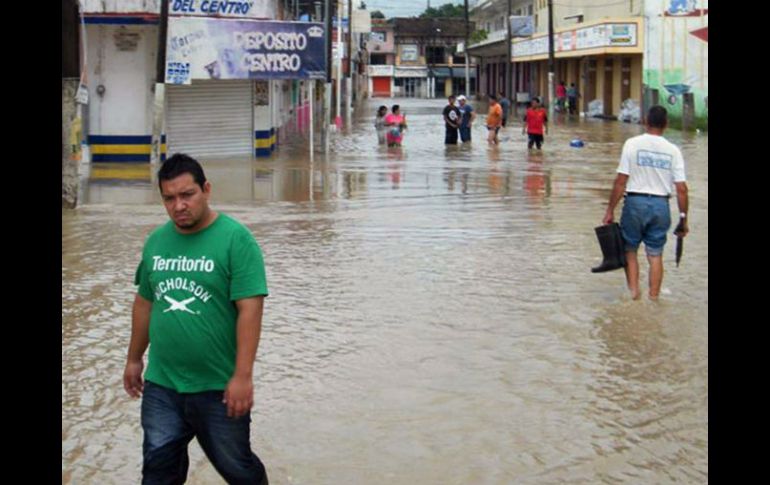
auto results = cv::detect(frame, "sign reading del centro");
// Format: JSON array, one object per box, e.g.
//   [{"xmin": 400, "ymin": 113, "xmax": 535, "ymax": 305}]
[
  {"xmin": 170, "ymin": 0, "xmax": 263, "ymax": 18},
  {"xmin": 166, "ymin": 17, "xmax": 327, "ymax": 84}
]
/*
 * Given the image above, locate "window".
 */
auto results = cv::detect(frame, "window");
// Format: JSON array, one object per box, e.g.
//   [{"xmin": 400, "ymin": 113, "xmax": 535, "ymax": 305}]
[
  {"xmin": 453, "ymin": 55, "xmax": 466, "ymax": 65},
  {"xmin": 426, "ymin": 46, "xmax": 446, "ymax": 65},
  {"xmin": 370, "ymin": 54, "xmax": 387, "ymax": 65}
]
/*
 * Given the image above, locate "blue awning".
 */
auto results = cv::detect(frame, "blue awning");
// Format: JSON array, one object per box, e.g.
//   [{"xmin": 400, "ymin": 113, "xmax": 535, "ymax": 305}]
[
  {"xmin": 430, "ymin": 67, "xmax": 477, "ymax": 78},
  {"xmin": 431, "ymin": 67, "xmax": 452, "ymax": 78}
]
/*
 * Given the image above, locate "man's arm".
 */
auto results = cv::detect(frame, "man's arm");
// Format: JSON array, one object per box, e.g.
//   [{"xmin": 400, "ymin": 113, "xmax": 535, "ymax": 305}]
[
  {"xmin": 123, "ymin": 293, "xmax": 152, "ymax": 398},
  {"xmin": 224, "ymin": 296, "xmax": 265, "ymax": 418},
  {"xmin": 603, "ymin": 173, "xmax": 629, "ymax": 224},
  {"xmin": 674, "ymin": 181, "xmax": 689, "ymax": 236}
]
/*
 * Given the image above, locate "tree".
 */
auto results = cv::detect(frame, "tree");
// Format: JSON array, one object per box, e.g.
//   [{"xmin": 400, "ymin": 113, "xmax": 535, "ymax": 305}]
[
  {"xmin": 419, "ymin": 3, "xmax": 464, "ymax": 18},
  {"xmin": 370, "ymin": 10, "xmax": 385, "ymax": 19}
]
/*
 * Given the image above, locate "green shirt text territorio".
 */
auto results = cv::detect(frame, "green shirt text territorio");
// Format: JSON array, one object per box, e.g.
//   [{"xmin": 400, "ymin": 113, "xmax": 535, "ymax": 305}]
[{"xmin": 135, "ymin": 214, "xmax": 268, "ymax": 393}]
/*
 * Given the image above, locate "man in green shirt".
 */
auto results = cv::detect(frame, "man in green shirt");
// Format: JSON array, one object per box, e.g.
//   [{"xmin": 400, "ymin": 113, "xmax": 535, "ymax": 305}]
[{"xmin": 123, "ymin": 154, "xmax": 269, "ymax": 484}]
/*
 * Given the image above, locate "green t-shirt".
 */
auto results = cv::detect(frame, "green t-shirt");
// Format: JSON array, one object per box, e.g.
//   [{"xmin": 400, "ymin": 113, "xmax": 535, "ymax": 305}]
[{"xmin": 134, "ymin": 213, "xmax": 268, "ymax": 393}]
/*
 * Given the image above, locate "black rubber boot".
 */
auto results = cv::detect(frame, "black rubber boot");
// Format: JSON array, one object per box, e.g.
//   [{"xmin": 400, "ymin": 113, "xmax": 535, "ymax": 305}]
[{"xmin": 591, "ymin": 223, "xmax": 627, "ymax": 273}]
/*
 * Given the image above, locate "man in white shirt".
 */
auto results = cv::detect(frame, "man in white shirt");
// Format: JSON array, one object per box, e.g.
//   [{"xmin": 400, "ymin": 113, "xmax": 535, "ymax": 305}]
[{"xmin": 602, "ymin": 106, "xmax": 690, "ymax": 300}]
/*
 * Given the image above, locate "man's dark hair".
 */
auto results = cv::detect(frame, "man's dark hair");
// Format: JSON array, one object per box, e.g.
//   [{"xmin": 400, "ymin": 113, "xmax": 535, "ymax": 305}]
[
  {"xmin": 647, "ymin": 105, "xmax": 668, "ymax": 129},
  {"xmin": 488, "ymin": 94, "xmax": 497, "ymax": 101},
  {"xmin": 158, "ymin": 153, "xmax": 207, "ymax": 191},
  {"xmin": 392, "ymin": 104, "xmax": 400, "ymax": 113}
]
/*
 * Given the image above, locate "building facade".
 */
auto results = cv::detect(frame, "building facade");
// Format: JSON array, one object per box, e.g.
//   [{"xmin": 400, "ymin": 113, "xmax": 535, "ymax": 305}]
[
  {"xmin": 368, "ymin": 17, "xmax": 477, "ymax": 98},
  {"xmin": 468, "ymin": 0, "xmax": 707, "ymax": 128},
  {"xmin": 79, "ymin": 0, "xmax": 334, "ymax": 164}
]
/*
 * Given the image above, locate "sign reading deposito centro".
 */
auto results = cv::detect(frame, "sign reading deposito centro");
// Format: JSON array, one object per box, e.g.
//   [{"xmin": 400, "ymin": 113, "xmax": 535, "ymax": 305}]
[
  {"xmin": 169, "ymin": 0, "xmax": 272, "ymax": 19},
  {"xmin": 166, "ymin": 17, "xmax": 327, "ymax": 84}
]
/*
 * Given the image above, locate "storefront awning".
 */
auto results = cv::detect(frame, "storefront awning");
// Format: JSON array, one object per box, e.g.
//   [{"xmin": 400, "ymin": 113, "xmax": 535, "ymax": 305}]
[{"xmin": 430, "ymin": 67, "xmax": 477, "ymax": 78}]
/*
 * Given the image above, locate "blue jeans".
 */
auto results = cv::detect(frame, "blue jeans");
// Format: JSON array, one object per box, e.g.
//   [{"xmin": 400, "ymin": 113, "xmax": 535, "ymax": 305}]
[
  {"xmin": 620, "ymin": 195, "xmax": 671, "ymax": 256},
  {"xmin": 459, "ymin": 126, "xmax": 471, "ymax": 142},
  {"xmin": 141, "ymin": 381, "xmax": 268, "ymax": 485}
]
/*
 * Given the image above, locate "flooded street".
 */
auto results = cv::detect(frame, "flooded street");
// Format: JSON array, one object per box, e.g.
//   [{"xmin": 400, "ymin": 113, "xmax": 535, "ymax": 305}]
[{"xmin": 63, "ymin": 98, "xmax": 708, "ymax": 484}]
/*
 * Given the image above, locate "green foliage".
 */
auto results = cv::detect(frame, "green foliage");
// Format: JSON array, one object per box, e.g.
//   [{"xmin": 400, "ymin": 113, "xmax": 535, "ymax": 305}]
[
  {"xmin": 470, "ymin": 29, "xmax": 487, "ymax": 44},
  {"xmin": 371, "ymin": 10, "xmax": 385, "ymax": 19},
  {"xmin": 420, "ymin": 3, "xmax": 465, "ymax": 18}
]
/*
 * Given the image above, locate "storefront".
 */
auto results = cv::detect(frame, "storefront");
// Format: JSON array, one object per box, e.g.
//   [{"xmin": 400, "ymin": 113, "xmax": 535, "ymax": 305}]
[
  {"xmin": 166, "ymin": 80, "xmax": 254, "ymax": 158},
  {"xmin": 512, "ymin": 18, "xmax": 644, "ymax": 118},
  {"xmin": 368, "ymin": 65, "xmax": 395, "ymax": 97},
  {"xmin": 164, "ymin": 12, "xmax": 326, "ymax": 158},
  {"xmin": 394, "ymin": 66, "xmax": 428, "ymax": 98}
]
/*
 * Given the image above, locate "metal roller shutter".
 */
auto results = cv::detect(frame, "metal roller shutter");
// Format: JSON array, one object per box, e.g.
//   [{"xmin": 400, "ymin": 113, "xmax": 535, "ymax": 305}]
[{"xmin": 167, "ymin": 80, "xmax": 253, "ymax": 159}]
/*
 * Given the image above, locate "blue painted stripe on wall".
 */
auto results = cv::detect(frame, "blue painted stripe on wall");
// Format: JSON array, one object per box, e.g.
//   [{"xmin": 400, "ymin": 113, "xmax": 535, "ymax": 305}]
[
  {"xmin": 89, "ymin": 135, "xmax": 152, "ymax": 144},
  {"xmin": 84, "ymin": 17, "xmax": 158, "ymax": 25},
  {"xmin": 255, "ymin": 149, "xmax": 272, "ymax": 157},
  {"xmin": 255, "ymin": 130, "xmax": 271, "ymax": 138},
  {"xmin": 92, "ymin": 154, "xmax": 151, "ymax": 162}
]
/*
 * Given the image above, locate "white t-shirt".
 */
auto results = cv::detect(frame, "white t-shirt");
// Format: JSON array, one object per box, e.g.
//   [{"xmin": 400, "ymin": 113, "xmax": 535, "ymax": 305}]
[{"xmin": 617, "ymin": 133, "xmax": 686, "ymax": 196}]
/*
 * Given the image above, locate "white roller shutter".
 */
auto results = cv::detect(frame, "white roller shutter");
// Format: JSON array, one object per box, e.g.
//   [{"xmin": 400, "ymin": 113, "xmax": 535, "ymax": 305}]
[{"xmin": 167, "ymin": 80, "xmax": 253, "ymax": 159}]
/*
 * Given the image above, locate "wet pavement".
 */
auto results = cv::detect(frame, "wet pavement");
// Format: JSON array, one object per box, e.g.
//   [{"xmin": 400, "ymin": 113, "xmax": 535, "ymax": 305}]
[{"xmin": 63, "ymin": 97, "xmax": 708, "ymax": 484}]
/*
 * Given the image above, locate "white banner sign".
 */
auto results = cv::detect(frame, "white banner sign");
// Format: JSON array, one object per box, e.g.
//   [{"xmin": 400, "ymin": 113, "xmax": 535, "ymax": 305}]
[{"xmin": 513, "ymin": 22, "xmax": 638, "ymax": 57}]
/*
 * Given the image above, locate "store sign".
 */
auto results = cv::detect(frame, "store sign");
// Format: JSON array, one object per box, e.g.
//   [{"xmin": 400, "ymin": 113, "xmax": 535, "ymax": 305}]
[
  {"xmin": 513, "ymin": 22, "xmax": 637, "ymax": 57},
  {"xmin": 394, "ymin": 67, "xmax": 427, "ymax": 78},
  {"xmin": 169, "ymin": 0, "xmax": 272, "ymax": 19},
  {"xmin": 166, "ymin": 17, "xmax": 327, "ymax": 84},
  {"xmin": 509, "ymin": 16, "xmax": 534, "ymax": 37},
  {"xmin": 400, "ymin": 45, "xmax": 418, "ymax": 62},
  {"xmin": 368, "ymin": 65, "xmax": 394, "ymax": 76},
  {"xmin": 371, "ymin": 31, "xmax": 386, "ymax": 43}
]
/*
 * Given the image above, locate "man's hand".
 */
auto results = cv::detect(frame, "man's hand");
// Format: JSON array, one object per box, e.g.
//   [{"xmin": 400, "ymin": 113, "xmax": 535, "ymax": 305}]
[
  {"xmin": 674, "ymin": 218, "xmax": 689, "ymax": 238},
  {"xmin": 223, "ymin": 375, "xmax": 254, "ymax": 418},
  {"xmin": 123, "ymin": 360, "xmax": 144, "ymax": 398},
  {"xmin": 602, "ymin": 210, "xmax": 614, "ymax": 225}
]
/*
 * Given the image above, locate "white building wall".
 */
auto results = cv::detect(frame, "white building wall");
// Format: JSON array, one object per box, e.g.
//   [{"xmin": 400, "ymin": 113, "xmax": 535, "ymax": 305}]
[{"xmin": 86, "ymin": 24, "xmax": 156, "ymax": 135}]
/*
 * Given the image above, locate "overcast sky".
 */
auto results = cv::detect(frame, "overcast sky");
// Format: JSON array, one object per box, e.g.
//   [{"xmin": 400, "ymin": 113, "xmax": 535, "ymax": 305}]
[{"xmin": 362, "ymin": 0, "xmax": 466, "ymax": 19}]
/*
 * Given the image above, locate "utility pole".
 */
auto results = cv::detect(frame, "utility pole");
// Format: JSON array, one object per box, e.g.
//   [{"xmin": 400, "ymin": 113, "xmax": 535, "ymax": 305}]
[
  {"xmin": 151, "ymin": 0, "xmax": 169, "ymax": 166},
  {"xmin": 347, "ymin": 0, "xmax": 353, "ymax": 125},
  {"xmin": 547, "ymin": 0, "xmax": 555, "ymax": 118},
  {"xmin": 336, "ymin": 0, "xmax": 343, "ymax": 129},
  {"xmin": 464, "ymin": 0, "xmax": 470, "ymax": 97},
  {"xmin": 325, "ymin": 0, "xmax": 332, "ymax": 150},
  {"xmin": 506, "ymin": 0, "xmax": 512, "ymax": 100}
]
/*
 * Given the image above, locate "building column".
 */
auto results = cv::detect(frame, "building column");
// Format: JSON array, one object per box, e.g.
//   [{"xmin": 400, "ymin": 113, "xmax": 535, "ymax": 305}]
[{"xmin": 613, "ymin": 56, "xmax": 623, "ymax": 118}]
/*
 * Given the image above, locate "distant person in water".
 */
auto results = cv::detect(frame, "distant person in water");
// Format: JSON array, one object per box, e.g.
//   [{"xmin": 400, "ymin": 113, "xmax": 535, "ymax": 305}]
[
  {"xmin": 522, "ymin": 97, "xmax": 548, "ymax": 150},
  {"xmin": 385, "ymin": 105, "xmax": 407, "ymax": 147},
  {"xmin": 375, "ymin": 105, "xmax": 388, "ymax": 145}
]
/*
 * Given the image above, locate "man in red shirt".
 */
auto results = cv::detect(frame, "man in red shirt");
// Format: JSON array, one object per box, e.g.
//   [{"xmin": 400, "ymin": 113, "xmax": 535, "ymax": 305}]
[
  {"xmin": 556, "ymin": 81, "xmax": 567, "ymax": 112},
  {"xmin": 522, "ymin": 97, "xmax": 548, "ymax": 150}
]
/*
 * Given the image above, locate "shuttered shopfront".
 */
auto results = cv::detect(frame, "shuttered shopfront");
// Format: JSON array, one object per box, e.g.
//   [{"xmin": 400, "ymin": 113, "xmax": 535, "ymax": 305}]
[{"xmin": 167, "ymin": 80, "xmax": 253, "ymax": 159}]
